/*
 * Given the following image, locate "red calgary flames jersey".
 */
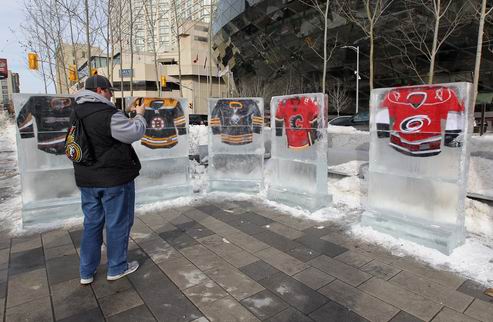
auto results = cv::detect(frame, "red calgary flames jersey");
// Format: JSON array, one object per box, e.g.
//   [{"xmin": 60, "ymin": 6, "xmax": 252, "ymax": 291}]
[
  {"xmin": 275, "ymin": 96, "xmax": 319, "ymax": 149},
  {"xmin": 376, "ymin": 86, "xmax": 464, "ymax": 156}
]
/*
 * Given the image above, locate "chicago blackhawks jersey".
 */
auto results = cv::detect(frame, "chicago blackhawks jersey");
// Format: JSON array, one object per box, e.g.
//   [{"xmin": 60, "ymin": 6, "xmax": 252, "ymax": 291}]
[
  {"xmin": 210, "ymin": 99, "xmax": 263, "ymax": 145},
  {"xmin": 376, "ymin": 86, "xmax": 464, "ymax": 157},
  {"xmin": 16, "ymin": 96, "xmax": 75, "ymax": 155},
  {"xmin": 275, "ymin": 96, "xmax": 319, "ymax": 149},
  {"xmin": 140, "ymin": 98, "xmax": 186, "ymax": 149}
]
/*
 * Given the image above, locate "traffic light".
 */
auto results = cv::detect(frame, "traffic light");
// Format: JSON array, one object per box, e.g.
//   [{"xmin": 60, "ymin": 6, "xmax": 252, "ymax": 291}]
[
  {"xmin": 28, "ymin": 53, "xmax": 38, "ymax": 70},
  {"xmin": 91, "ymin": 68, "xmax": 98, "ymax": 76},
  {"xmin": 68, "ymin": 65, "xmax": 78, "ymax": 81},
  {"xmin": 161, "ymin": 75, "xmax": 166, "ymax": 88}
]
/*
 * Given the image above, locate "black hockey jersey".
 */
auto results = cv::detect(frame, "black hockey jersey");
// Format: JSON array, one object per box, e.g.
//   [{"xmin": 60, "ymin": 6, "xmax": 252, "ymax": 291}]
[
  {"xmin": 210, "ymin": 99, "xmax": 263, "ymax": 145},
  {"xmin": 140, "ymin": 98, "xmax": 186, "ymax": 149},
  {"xmin": 16, "ymin": 96, "xmax": 75, "ymax": 155}
]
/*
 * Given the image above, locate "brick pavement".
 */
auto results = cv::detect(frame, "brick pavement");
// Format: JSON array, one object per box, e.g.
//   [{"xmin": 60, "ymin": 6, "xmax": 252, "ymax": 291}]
[{"xmin": 0, "ymin": 200, "xmax": 492, "ymax": 322}]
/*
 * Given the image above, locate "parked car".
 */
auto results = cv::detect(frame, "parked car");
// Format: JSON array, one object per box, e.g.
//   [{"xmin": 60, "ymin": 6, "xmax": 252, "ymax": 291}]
[
  {"xmin": 328, "ymin": 111, "xmax": 369, "ymax": 131},
  {"xmin": 189, "ymin": 114, "xmax": 208, "ymax": 125}
]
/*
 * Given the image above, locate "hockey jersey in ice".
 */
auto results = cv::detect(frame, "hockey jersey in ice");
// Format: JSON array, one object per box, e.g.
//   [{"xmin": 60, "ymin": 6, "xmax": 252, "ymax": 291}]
[
  {"xmin": 139, "ymin": 98, "xmax": 186, "ymax": 149},
  {"xmin": 376, "ymin": 86, "xmax": 464, "ymax": 157},
  {"xmin": 210, "ymin": 99, "xmax": 263, "ymax": 145},
  {"xmin": 275, "ymin": 96, "xmax": 319, "ymax": 149},
  {"xmin": 16, "ymin": 96, "xmax": 75, "ymax": 155}
]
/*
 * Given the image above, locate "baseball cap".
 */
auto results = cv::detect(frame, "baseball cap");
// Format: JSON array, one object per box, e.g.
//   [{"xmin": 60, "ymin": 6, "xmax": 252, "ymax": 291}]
[{"xmin": 85, "ymin": 75, "xmax": 117, "ymax": 91}]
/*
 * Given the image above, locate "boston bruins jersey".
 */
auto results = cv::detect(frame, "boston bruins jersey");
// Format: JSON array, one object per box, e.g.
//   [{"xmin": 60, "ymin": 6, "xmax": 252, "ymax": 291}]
[
  {"xmin": 16, "ymin": 96, "xmax": 75, "ymax": 155},
  {"xmin": 210, "ymin": 99, "xmax": 263, "ymax": 145},
  {"xmin": 275, "ymin": 96, "xmax": 319, "ymax": 149},
  {"xmin": 140, "ymin": 98, "xmax": 186, "ymax": 149}
]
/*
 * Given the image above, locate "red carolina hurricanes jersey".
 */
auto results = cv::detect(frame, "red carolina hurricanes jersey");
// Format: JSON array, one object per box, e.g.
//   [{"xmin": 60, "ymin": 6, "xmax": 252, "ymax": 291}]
[
  {"xmin": 275, "ymin": 96, "xmax": 319, "ymax": 149},
  {"xmin": 376, "ymin": 86, "xmax": 464, "ymax": 156}
]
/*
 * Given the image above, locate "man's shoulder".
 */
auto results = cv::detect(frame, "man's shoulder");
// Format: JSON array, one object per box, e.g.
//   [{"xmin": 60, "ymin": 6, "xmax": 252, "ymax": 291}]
[{"xmin": 75, "ymin": 102, "xmax": 117, "ymax": 117}]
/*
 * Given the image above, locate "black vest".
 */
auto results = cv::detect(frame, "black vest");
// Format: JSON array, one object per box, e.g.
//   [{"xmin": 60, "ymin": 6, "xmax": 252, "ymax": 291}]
[{"xmin": 73, "ymin": 102, "xmax": 141, "ymax": 187}]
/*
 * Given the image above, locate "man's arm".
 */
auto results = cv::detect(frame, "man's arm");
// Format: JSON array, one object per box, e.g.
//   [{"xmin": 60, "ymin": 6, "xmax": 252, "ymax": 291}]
[{"xmin": 110, "ymin": 111, "xmax": 147, "ymax": 144}]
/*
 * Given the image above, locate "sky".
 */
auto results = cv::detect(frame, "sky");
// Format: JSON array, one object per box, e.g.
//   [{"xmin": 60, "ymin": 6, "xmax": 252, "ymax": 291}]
[{"xmin": 0, "ymin": 1, "xmax": 52, "ymax": 94}]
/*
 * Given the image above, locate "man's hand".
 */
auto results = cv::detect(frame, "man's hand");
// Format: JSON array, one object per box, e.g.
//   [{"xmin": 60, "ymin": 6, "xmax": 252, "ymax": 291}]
[{"xmin": 130, "ymin": 98, "xmax": 145, "ymax": 116}]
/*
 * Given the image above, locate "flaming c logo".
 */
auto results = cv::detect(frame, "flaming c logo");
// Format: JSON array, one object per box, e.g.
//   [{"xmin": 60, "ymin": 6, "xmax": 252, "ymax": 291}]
[{"xmin": 289, "ymin": 114, "xmax": 304, "ymax": 129}]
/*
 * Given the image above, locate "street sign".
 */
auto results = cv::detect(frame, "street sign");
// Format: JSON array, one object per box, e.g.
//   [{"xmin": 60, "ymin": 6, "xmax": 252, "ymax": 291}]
[{"xmin": 119, "ymin": 69, "xmax": 133, "ymax": 77}]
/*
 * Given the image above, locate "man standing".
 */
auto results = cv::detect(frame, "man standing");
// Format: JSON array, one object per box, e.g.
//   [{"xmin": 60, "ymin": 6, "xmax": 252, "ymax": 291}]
[{"xmin": 73, "ymin": 75, "xmax": 146, "ymax": 285}]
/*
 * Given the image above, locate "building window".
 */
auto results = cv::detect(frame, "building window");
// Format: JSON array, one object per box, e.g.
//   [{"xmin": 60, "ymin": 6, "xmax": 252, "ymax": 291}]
[
  {"xmin": 194, "ymin": 36, "xmax": 208, "ymax": 42},
  {"xmin": 195, "ymin": 25, "xmax": 208, "ymax": 32}
]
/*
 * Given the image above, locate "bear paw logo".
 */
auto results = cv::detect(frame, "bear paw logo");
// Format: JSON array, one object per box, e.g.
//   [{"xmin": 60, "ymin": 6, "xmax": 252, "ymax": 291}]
[{"xmin": 65, "ymin": 142, "xmax": 82, "ymax": 162}]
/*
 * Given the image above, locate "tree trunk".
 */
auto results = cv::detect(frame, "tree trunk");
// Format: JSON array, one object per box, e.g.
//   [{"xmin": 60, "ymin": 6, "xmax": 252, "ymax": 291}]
[
  {"xmin": 53, "ymin": 0, "xmax": 69, "ymax": 93},
  {"xmin": 84, "ymin": 0, "xmax": 91, "ymax": 74},
  {"xmin": 110, "ymin": 17, "xmax": 115, "ymax": 83},
  {"xmin": 173, "ymin": 0, "xmax": 183, "ymax": 96},
  {"xmin": 369, "ymin": 25, "xmax": 374, "ymax": 91},
  {"xmin": 366, "ymin": 1, "xmax": 374, "ymax": 91},
  {"xmin": 322, "ymin": 1, "xmax": 329, "ymax": 93},
  {"xmin": 41, "ymin": 22, "xmax": 56, "ymax": 90},
  {"xmin": 119, "ymin": 0, "xmax": 124, "ymax": 109},
  {"xmin": 107, "ymin": 0, "xmax": 111, "ymax": 80},
  {"xmin": 129, "ymin": 0, "xmax": 134, "ymax": 96},
  {"xmin": 472, "ymin": 0, "xmax": 488, "ymax": 108},
  {"xmin": 208, "ymin": 3, "xmax": 213, "ymax": 96},
  {"xmin": 429, "ymin": 0, "xmax": 441, "ymax": 84}
]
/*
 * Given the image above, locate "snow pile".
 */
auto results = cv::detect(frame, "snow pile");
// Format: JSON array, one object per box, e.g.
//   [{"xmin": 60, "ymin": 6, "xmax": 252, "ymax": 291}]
[
  {"xmin": 327, "ymin": 125, "xmax": 366, "ymax": 134},
  {"xmin": 467, "ymin": 134, "xmax": 493, "ymax": 198},
  {"xmin": 328, "ymin": 175, "xmax": 367, "ymax": 210},
  {"xmin": 351, "ymin": 225, "xmax": 493, "ymax": 286},
  {"xmin": 0, "ymin": 111, "xmax": 22, "ymax": 235},
  {"xmin": 328, "ymin": 160, "xmax": 368, "ymax": 176},
  {"xmin": 190, "ymin": 160, "xmax": 207, "ymax": 193},
  {"xmin": 465, "ymin": 198, "xmax": 493, "ymax": 237},
  {"xmin": 188, "ymin": 125, "xmax": 208, "ymax": 155}
]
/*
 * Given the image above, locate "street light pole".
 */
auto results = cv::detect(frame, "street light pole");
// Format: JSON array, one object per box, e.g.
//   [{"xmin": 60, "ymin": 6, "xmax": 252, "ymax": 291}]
[{"xmin": 342, "ymin": 45, "xmax": 360, "ymax": 114}]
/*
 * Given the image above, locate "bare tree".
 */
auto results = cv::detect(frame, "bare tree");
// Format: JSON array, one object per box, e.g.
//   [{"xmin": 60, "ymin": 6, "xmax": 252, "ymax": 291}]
[
  {"xmin": 338, "ymin": 0, "xmax": 394, "ymax": 91},
  {"xmin": 388, "ymin": 1, "xmax": 468, "ymax": 84},
  {"xmin": 84, "ymin": 0, "xmax": 92, "ymax": 71},
  {"xmin": 472, "ymin": 0, "xmax": 493, "ymax": 105},
  {"xmin": 172, "ymin": 0, "xmax": 183, "ymax": 96},
  {"xmin": 143, "ymin": 0, "xmax": 164, "ymax": 97},
  {"xmin": 328, "ymin": 80, "xmax": 351, "ymax": 116},
  {"xmin": 299, "ymin": 0, "xmax": 333, "ymax": 92},
  {"xmin": 236, "ymin": 75, "xmax": 275, "ymax": 100}
]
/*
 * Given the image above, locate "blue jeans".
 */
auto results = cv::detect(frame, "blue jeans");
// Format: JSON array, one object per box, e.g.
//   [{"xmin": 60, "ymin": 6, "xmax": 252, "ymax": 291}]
[{"xmin": 79, "ymin": 180, "xmax": 135, "ymax": 278}]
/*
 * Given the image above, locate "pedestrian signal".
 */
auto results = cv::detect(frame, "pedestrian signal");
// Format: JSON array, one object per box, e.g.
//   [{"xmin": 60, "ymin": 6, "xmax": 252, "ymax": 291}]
[
  {"xmin": 28, "ymin": 53, "xmax": 38, "ymax": 70},
  {"xmin": 69, "ymin": 65, "xmax": 78, "ymax": 81}
]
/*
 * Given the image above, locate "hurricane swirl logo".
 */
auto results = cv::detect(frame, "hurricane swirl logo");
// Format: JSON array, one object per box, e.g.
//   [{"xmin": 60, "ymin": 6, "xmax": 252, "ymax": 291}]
[
  {"xmin": 399, "ymin": 115, "xmax": 431, "ymax": 133},
  {"xmin": 289, "ymin": 114, "xmax": 304, "ymax": 129},
  {"xmin": 151, "ymin": 117, "xmax": 164, "ymax": 130},
  {"xmin": 65, "ymin": 142, "xmax": 82, "ymax": 162}
]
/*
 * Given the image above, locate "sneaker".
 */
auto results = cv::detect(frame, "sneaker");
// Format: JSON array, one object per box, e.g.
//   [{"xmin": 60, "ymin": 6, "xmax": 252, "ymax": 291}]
[
  {"xmin": 107, "ymin": 261, "xmax": 139, "ymax": 281},
  {"xmin": 80, "ymin": 276, "xmax": 94, "ymax": 285}
]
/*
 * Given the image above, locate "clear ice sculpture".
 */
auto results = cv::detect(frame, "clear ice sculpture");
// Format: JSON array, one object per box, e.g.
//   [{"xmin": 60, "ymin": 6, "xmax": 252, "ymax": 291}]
[
  {"xmin": 13, "ymin": 94, "xmax": 81, "ymax": 225},
  {"xmin": 267, "ymin": 93, "xmax": 330, "ymax": 211},
  {"xmin": 362, "ymin": 82, "xmax": 473, "ymax": 254},
  {"xmin": 127, "ymin": 97, "xmax": 192, "ymax": 203},
  {"xmin": 207, "ymin": 97, "xmax": 265, "ymax": 192}
]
